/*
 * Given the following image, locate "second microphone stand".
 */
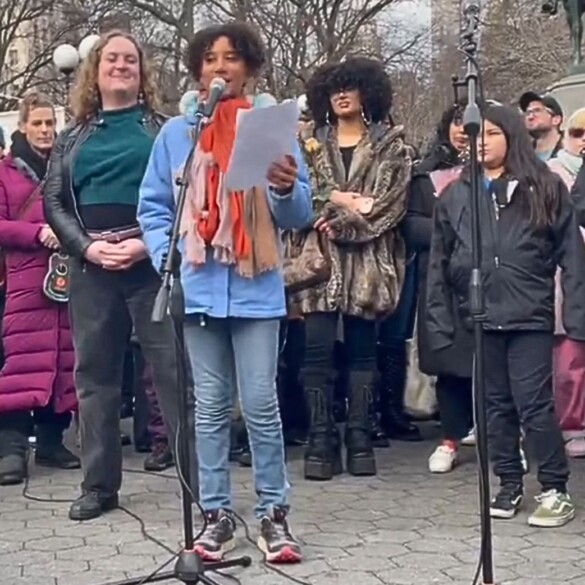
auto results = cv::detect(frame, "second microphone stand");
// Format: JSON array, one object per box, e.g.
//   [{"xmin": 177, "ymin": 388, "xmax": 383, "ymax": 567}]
[
  {"xmin": 454, "ymin": 8, "xmax": 496, "ymax": 585},
  {"xmin": 100, "ymin": 107, "xmax": 252, "ymax": 585}
]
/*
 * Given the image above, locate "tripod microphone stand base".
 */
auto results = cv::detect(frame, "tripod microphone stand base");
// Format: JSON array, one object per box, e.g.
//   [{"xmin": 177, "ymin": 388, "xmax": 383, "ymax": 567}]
[{"xmin": 102, "ymin": 550, "xmax": 252, "ymax": 585}]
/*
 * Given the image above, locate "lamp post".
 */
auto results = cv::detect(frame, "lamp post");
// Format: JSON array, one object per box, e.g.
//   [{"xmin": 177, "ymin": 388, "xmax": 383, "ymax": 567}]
[
  {"xmin": 52, "ymin": 43, "xmax": 79, "ymax": 106},
  {"xmin": 52, "ymin": 35, "xmax": 100, "ymax": 114}
]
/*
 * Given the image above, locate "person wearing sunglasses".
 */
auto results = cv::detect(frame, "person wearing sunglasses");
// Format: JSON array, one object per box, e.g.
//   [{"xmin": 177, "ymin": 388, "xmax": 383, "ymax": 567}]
[
  {"xmin": 548, "ymin": 108, "xmax": 585, "ymax": 459},
  {"xmin": 519, "ymin": 92, "xmax": 563, "ymax": 161}
]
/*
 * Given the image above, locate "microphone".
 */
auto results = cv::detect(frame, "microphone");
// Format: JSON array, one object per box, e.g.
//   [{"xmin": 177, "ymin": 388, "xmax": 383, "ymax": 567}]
[{"xmin": 202, "ymin": 78, "xmax": 227, "ymax": 118}]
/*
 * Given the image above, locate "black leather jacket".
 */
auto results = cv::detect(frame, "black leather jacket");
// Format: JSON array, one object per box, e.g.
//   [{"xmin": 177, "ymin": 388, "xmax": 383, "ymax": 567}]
[{"xmin": 43, "ymin": 110, "xmax": 166, "ymax": 259}]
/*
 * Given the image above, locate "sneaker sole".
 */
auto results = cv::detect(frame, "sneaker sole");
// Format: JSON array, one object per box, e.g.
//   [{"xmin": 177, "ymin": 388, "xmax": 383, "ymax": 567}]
[
  {"xmin": 257, "ymin": 538, "xmax": 302, "ymax": 564},
  {"xmin": 490, "ymin": 508, "xmax": 519, "ymax": 520},
  {"xmin": 194, "ymin": 538, "xmax": 236, "ymax": 561},
  {"xmin": 528, "ymin": 509, "xmax": 576, "ymax": 528},
  {"xmin": 429, "ymin": 458, "xmax": 458, "ymax": 474}
]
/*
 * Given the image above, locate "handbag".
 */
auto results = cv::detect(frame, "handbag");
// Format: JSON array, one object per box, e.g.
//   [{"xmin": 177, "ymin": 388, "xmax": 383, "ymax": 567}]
[
  {"xmin": 43, "ymin": 252, "xmax": 70, "ymax": 303},
  {"xmin": 283, "ymin": 229, "xmax": 331, "ymax": 294},
  {"xmin": 0, "ymin": 183, "xmax": 44, "ymax": 291},
  {"xmin": 404, "ymin": 314, "xmax": 438, "ymax": 420}
]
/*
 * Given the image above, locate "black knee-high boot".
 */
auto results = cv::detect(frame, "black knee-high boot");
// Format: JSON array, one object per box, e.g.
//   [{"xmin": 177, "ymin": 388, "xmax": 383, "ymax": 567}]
[
  {"xmin": 345, "ymin": 371, "xmax": 377, "ymax": 476},
  {"xmin": 369, "ymin": 373, "xmax": 390, "ymax": 448},
  {"xmin": 378, "ymin": 342, "xmax": 422, "ymax": 442},
  {"xmin": 303, "ymin": 370, "xmax": 342, "ymax": 481}
]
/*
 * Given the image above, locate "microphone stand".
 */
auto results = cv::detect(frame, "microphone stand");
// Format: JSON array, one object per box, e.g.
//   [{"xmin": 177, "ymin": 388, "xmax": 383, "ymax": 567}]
[
  {"xmin": 454, "ymin": 5, "xmax": 496, "ymax": 585},
  {"xmin": 99, "ymin": 108, "xmax": 252, "ymax": 585}
]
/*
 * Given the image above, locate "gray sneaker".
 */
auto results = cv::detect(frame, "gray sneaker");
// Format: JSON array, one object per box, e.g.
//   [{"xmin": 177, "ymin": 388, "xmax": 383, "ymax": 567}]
[
  {"xmin": 528, "ymin": 490, "xmax": 576, "ymax": 528},
  {"xmin": 194, "ymin": 509, "xmax": 236, "ymax": 561},
  {"xmin": 257, "ymin": 506, "xmax": 302, "ymax": 564}
]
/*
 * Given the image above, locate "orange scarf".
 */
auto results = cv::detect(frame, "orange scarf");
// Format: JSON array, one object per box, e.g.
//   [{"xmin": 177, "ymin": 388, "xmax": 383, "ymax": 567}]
[{"xmin": 196, "ymin": 97, "xmax": 251, "ymax": 259}]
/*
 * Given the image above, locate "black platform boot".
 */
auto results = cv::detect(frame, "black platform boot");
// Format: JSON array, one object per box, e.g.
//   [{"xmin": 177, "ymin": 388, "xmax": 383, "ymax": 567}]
[
  {"xmin": 369, "ymin": 378, "xmax": 390, "ymax": 448},
  {"xmin": 345, "ymin": 371, "xmax": 377, "ymax": 476},
  {"xmin": 378, "ymin": 342, "xmax": 422, "ymax": 442},
  {"xmin": 303, "ymin": 379, "xmax": 342, "ymax": 481}
]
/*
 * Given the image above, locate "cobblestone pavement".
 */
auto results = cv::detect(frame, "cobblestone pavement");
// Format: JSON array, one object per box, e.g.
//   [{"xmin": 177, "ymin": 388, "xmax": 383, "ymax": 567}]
[{"xmin": 2, "ymin": 425, "xmax": 585, "ymax": 585}]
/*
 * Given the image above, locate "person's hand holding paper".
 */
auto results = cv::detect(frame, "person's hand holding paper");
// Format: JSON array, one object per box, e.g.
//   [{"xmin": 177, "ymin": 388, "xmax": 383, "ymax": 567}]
[{"xmin": 225, "ymin": 100, "xmax": 300, "ymax": 192}]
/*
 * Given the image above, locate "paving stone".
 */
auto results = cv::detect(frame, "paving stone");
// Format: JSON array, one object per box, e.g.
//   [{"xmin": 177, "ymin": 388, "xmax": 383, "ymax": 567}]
[
  {"xmin": 513, "ymin": 561, "xmax": 582, "ymax": 580},
  {"xmin": 0, "ymin": 538, "xmax": 24, "ymax": 555},
  {"xmin": 0, "ymin": 549, "xmax": 54, "ymax": 567},
  {"xmin": 3, "ymin": 426, "xmax": 585, "ymax": 585},
  {"xmin": 393, "ymin": 551, "xmax": 461, "ymax": 571},
  {"xmin": 23, "ymin": 560, "xmax": 90, "ymax": 577},
  {"xmin": 26, "ymin": 536, "xmax": 84, "ymax": 552}
]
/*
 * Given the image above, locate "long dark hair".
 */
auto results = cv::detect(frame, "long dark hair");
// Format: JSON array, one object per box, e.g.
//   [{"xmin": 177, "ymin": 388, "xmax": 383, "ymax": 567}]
[{"xmin": 482, "ymin": 105, "xmax": 561, "ymax": 229}]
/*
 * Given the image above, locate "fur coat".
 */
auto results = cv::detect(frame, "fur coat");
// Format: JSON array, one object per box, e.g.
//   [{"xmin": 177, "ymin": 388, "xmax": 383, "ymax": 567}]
[{"xmin": 284, "ymin": 122, "xmax": 412, "ymax": 320}]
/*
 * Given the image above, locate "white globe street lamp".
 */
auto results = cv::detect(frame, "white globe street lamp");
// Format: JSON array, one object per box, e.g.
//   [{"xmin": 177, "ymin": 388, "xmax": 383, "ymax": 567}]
[
  {"xmin": 52, "ymin": 44, "xmax": 80, "ymax": 77},
  {"xmin": 52, "ymin": 35, "xmax": 100, "ymax": 115},
  {"xmin": 78, "ymin": 34, "xmax": 101, "ymax": 60}
]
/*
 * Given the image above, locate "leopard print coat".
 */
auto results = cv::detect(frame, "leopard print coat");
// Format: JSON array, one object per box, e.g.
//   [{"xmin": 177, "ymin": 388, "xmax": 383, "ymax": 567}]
[{"xmin": 284, "ymin": 122, "xmax": 412, "ymax": 320}]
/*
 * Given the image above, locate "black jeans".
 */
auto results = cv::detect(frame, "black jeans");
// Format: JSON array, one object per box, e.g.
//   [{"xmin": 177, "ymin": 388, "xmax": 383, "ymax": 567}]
[
  {"xmin": 304, "ymin": 312, "xmax": 376, "ymax": 376},
  {"xmin": 68, "ymin": 258, "xmax": 186, "ymax": 497},
  {"xmin": 435, "ymin": 375, "xmax": 473, "ymax": 441},
  {"xmin": 484, "ymin": 331, "xmax": 569, "ymax": 490}
]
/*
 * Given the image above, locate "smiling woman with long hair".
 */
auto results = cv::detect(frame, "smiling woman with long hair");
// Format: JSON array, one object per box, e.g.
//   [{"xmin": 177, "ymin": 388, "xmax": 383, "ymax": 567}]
[
  {"xmin": 43, "ymin": 30, "xmax": 183, "ymax": 522},
  {"xmin": 427, "ymin": 104, "xmax": 585, "ymax": 528}
]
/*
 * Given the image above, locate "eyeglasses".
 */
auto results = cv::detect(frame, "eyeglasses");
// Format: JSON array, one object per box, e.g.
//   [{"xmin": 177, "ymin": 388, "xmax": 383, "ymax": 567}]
[
  {"xmin": 524, "ymin": 107, "xmax": 554, "ymax": 117},
  {"xmin": 569, "ymin": 128, "xmax": 585, "ymax": 139}
]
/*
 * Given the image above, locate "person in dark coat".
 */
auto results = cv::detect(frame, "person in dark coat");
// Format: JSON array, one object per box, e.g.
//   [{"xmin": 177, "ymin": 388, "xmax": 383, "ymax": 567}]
[
  {"xmin": 0, "ymin": 93, "xmax": 79, "ymax": 486},
  {"xmin": 427, "ymin": 104, "xmax": 585, "ymax": 528},
  {"xmin": 402, "ymin": 103, "xmax": 474, "ymax": 474}
]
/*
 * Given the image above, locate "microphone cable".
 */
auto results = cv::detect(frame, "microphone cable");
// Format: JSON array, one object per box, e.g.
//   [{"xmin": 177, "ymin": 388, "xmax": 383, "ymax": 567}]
[{"xmin": 20, "ymin": 315, "xmax": 311, "ymax": 585}]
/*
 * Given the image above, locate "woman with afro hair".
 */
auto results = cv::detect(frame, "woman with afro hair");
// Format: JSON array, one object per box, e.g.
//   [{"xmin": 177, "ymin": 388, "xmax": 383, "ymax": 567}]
[{"xmin": 284, "ymin": 57, "xmax": 412, "ymax": 480}]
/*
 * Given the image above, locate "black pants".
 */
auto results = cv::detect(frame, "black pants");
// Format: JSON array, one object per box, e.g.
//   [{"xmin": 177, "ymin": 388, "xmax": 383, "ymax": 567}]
[
  {"xmin": 279, "ymin": 319, "xmax": 307, "ymax": 432},
  {"xmin": 484, "ymin": 331, "xmax": 569, "ymax": 490},
  {"xmin": 304, "ymin": 312, "xmax": 376, "ymax": 375},
  {"xmin": 68, "ymin": 258, "xmax": 186, "ymax": 497},
  {"xmin": 436, "ymin": 375, "xmax": 473, "ymax": 441}
]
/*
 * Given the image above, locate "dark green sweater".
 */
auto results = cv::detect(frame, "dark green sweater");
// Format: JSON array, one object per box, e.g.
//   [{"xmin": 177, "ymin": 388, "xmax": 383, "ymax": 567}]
[{"xmin": 73, "ymin": 105, "xmax": 154, "ymax": 230}]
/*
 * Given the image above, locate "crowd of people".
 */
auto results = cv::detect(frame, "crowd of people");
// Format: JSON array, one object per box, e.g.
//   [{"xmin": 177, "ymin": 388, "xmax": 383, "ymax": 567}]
[{"xmin": 1, "ymin": 20, "xmax": 585, "ymax": 565}]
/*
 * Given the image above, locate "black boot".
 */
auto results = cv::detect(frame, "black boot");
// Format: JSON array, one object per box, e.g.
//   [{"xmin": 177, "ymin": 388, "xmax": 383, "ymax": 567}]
[
  {"xmin": 378, "ymin": 342, "xmax": 422, "ymax": 442},
  {"xmin": 0, "ymin": 411, "xmax": 30, "ymax": 486},
  {"xmin": 303, "ymin": 381, "xmax": 342, "ymax": 481},
  {"xmin": 369, "ymin": 373, "xmax": 390, "ymax": 448},
  {"xmin": 0, "ymin": 429, "xmax": 28, "ymax": 486},
  {"xmin": 345, "ymin": 371, "xmax": 376, "ymax": 476},
  {"xmin": 35, "ymin": 423, "xmax": 80, "ymax": 470}
]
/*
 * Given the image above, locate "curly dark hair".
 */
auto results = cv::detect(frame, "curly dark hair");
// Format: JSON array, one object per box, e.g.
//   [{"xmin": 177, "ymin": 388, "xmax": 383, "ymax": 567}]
[
  {"xmin": 185, "ymin": 22, "xmax": 266, "ymax": 81},
  {"xmin": 306, "ymin": 57, "xmax": 393, "ymax": 128}
]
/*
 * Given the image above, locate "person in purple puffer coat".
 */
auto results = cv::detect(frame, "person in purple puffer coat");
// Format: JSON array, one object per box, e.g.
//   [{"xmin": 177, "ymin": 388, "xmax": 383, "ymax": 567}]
[{"xmin": 0, "ymin": 92, "xmax": 79, "ymax": 486}]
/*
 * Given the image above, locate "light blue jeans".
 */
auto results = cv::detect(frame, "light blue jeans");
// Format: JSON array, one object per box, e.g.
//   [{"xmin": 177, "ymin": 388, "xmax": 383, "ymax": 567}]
[{"xmin": 184, "ymin": 315, "xmax": 290, "ymax": 518}]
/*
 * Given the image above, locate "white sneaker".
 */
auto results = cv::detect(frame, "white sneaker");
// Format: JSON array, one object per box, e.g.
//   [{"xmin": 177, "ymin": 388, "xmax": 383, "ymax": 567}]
[
  {"xmin": 461, "ymin": 429, "xmax": 476, "ymax": 446},
  {"xmin": 429, "ymin": 443, "xmax": 458, "ymax": 473}
]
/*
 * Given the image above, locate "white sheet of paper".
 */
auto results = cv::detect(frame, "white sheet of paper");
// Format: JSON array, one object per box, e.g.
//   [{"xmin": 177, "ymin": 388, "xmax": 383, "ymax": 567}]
[{"xmin": 225, "ymin": 100, "xmax": 299, "ymax": 191}]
